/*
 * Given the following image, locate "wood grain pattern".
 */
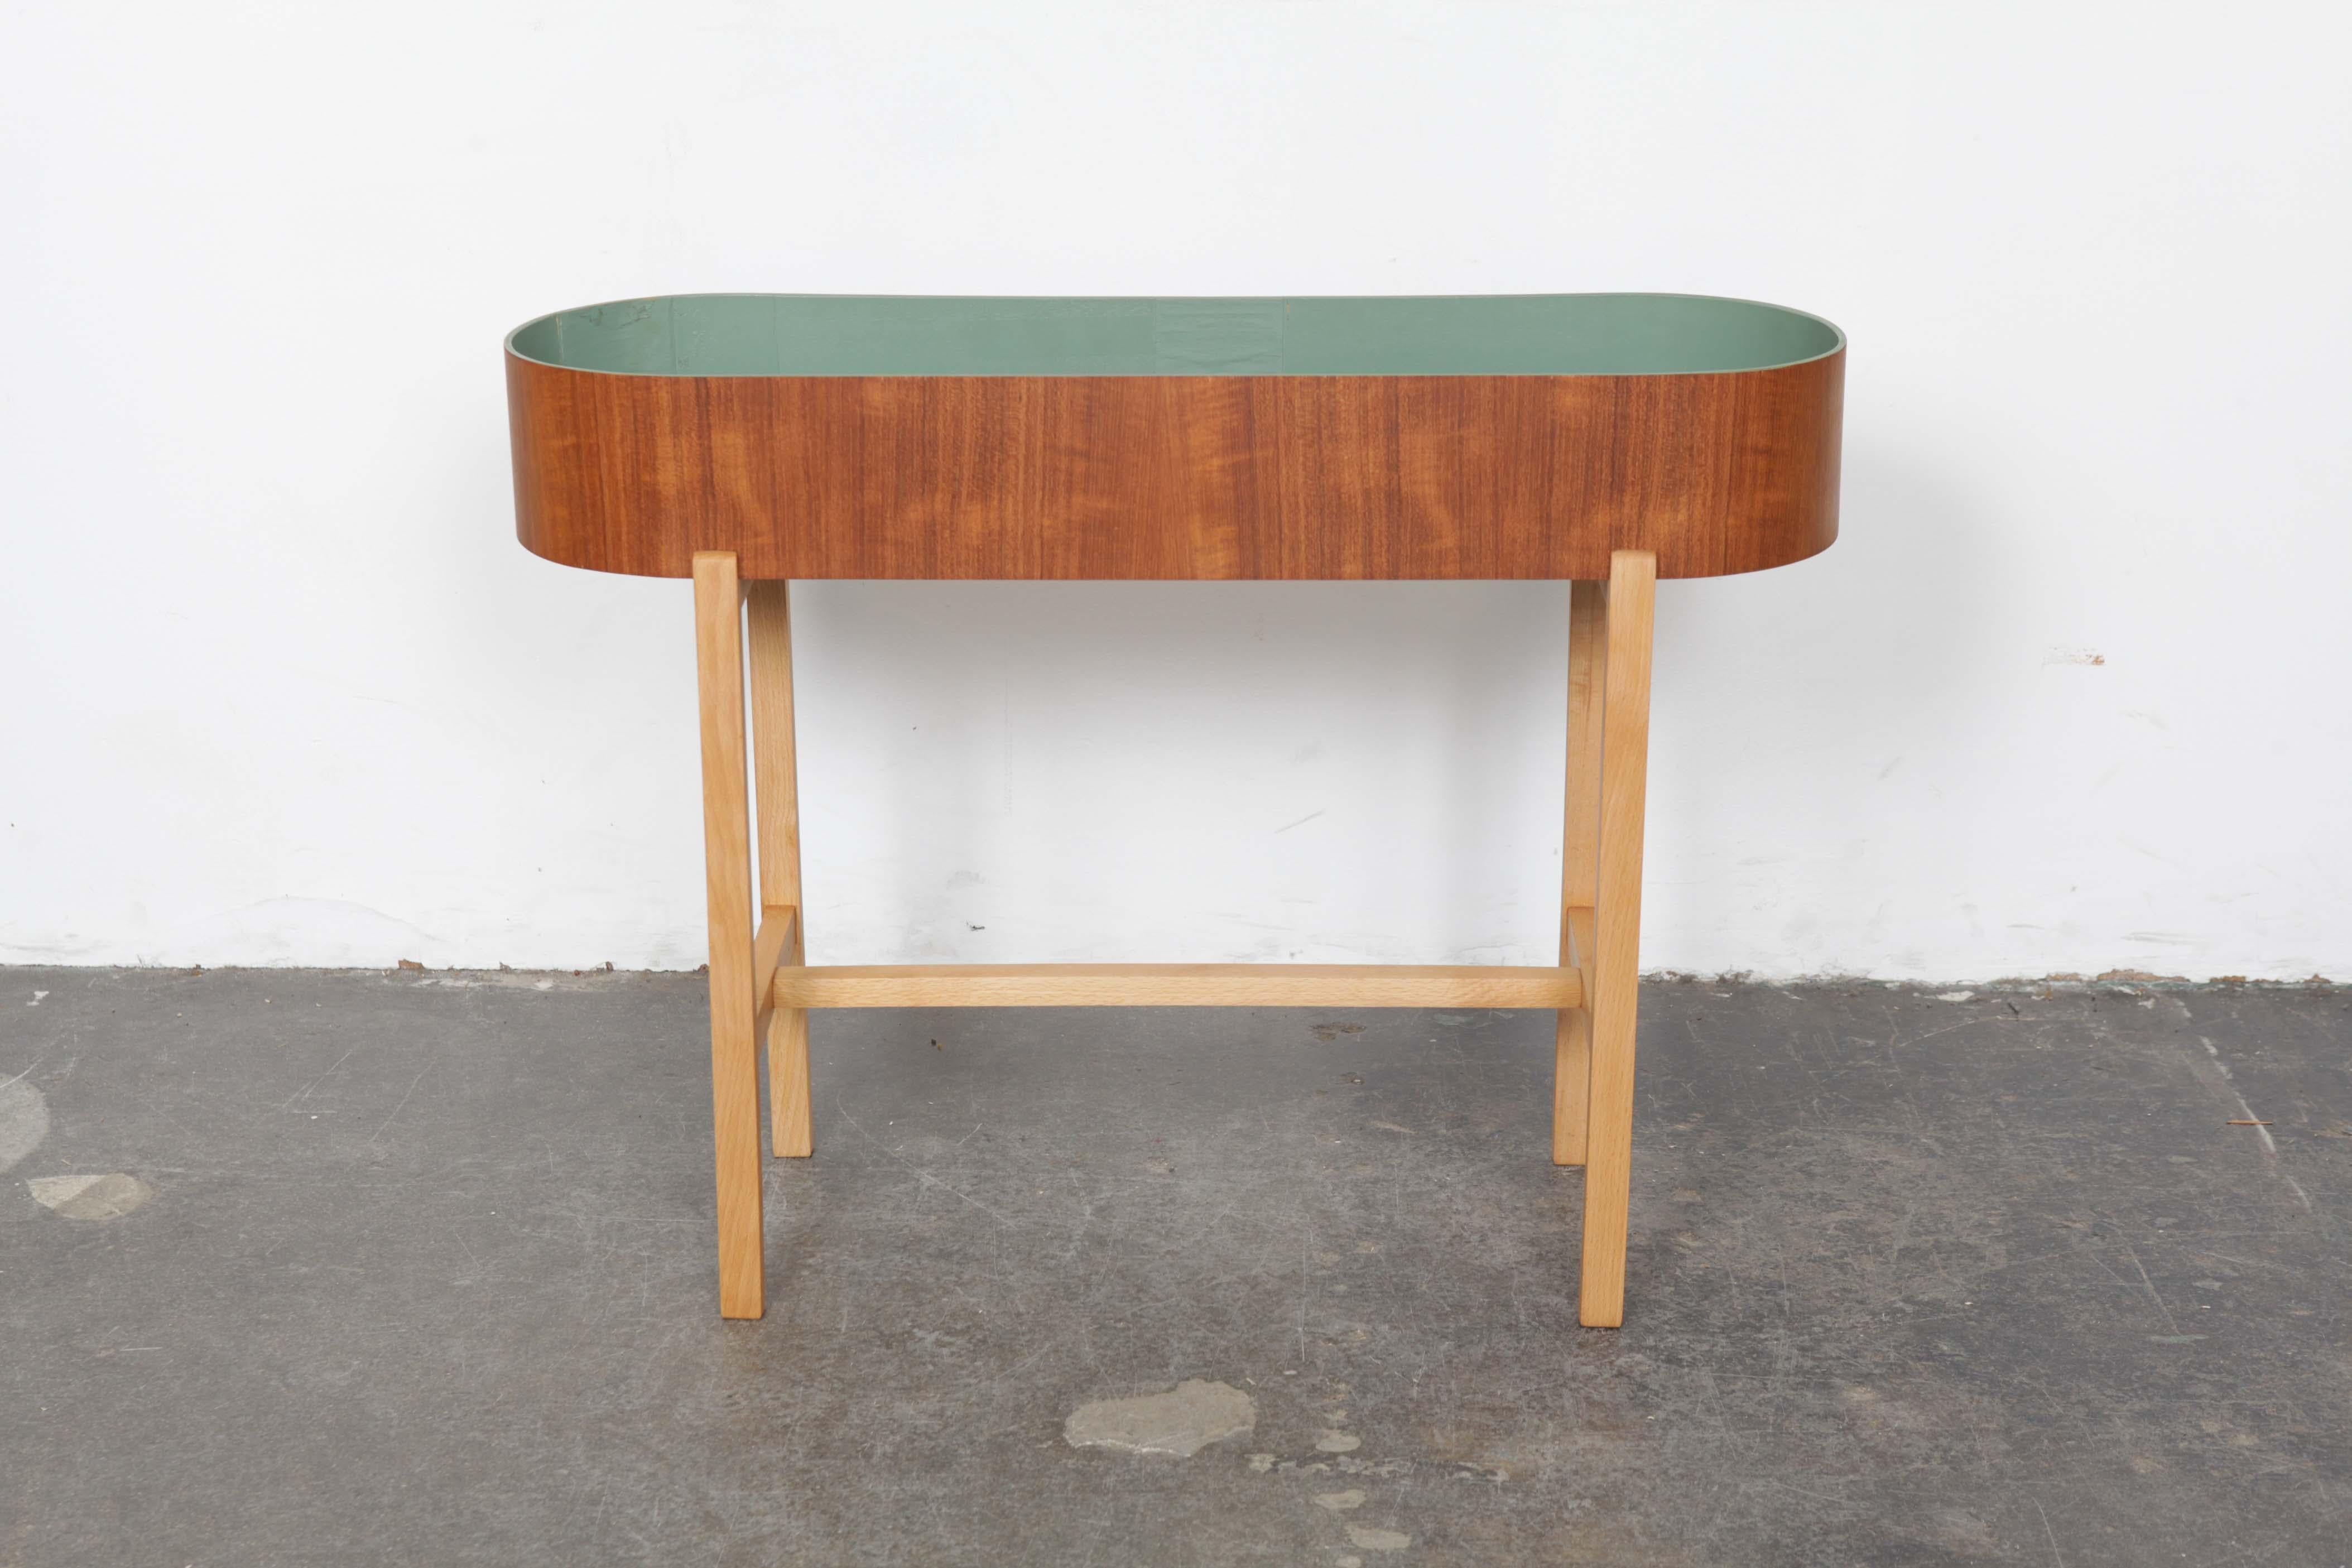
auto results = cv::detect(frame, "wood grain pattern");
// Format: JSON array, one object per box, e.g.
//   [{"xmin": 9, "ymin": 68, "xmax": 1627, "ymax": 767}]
[
  {"xmin": 1555, "ymin": 906, "xmax": 1599, "ymax": 1168},
  {"xmin": 1580, "ymin": 550, "xmax": 1657, "ymax": 1329},
  {"xmin": 1554, "ymin": 579, "xmax": 1608, "ymax": 1166},
  {"xmin": 747, "ymin": 584, "xmax": 803, "ymax": 910},
  {"xmin": 1563, "ymin": 909, "xmax": 1596, "ymax": 1014},
  {"xmin": 750, "ymin": 903, "xmax": 797, "ymax": 1038},
  {"xmin": 691, "ymin": 552, "xmax": 763, "ymax": 1320},
  {"xmin": 764, "ymin": 989, "xmax": 811, "ymax": 1163},
  {"xmin": 769, "ymin": 963, "xmax": 1582, "ymax": 1010},
  {"xmin": 746, "ymin": 583, "xmax": 811, "ymax": 1160},
  {"xmin": 509, "ymin": 356, "xmax": 1841, "ymax": 581}
]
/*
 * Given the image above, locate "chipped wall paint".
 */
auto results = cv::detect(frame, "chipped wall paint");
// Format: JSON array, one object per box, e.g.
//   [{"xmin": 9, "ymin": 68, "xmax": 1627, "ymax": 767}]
[{"xmin": 3, "ymin": 4, "xmax": 2349, "ymax": 981}]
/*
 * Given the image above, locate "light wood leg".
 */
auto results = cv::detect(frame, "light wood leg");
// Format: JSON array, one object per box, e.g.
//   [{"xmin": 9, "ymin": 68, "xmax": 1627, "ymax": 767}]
[
  {"xmin": 748, "ymin": 581, "xmax": 812, "ymax": 1160},
  {"xmin": 1554, "ymin": 579, "xmax": 1606, "ymax": 1165},
  {"xmin": 693, "ymin": 552, "xmax": 764, "ymax": 1320},
  {"xmin": 1579, "ymin": 550, "xmax": 1656, "ymax": 1328}
]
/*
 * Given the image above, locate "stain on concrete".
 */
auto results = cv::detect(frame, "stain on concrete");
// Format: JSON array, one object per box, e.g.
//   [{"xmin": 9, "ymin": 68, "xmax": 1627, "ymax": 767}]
[
  {"xmin": 1316, "ymin": 1431, "xmax": 1361, "ymax": 1452},
  {"xmin": 28, "ymin": 1173, "xmax": 154, "ymax": 1221},
  {"xmin": 1314, "ymin": 1489, "xmax": 1367, "ymax": 1511},
  {"xmin": 1062, "ymin": 1379, "xmax": 1255, "ymax": 1458},
  {"xmin": 1347, "ymin": 1524, "xmax": 1413, "ymax": 1551},
  {"xmin": 0, "ymin": 1076, "xmax": 50, "ymax": 1172}
]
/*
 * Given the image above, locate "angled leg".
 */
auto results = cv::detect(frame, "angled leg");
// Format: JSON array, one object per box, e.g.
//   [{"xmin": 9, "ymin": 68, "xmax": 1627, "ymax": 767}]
[
  {"xmin": 1554, "ymin": 579, "xmax": 1606, "ymax": 1165},
  {"xmin": 747, "ymin": 580, "xmax": 812, "ymax": 1159},
  {"xmin": 1579, "ymin": 550, "xmax": 1656, "ymax": 1328},
  {"xmin": 693, "ymin": 552, "xmax": 764, "ymax": 1320}
]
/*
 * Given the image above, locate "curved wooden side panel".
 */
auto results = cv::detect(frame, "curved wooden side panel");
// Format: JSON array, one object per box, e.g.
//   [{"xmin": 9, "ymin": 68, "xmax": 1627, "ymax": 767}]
[{"xmin": 508, "ymin": 352, "xmax": 1840, "ymax": 580}]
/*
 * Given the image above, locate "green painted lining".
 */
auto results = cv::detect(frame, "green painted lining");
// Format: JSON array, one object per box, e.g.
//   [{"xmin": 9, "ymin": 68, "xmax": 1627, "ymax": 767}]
[{"xmin": 507, "ymin": 294, "xmax": 1842, "ymax": 378}]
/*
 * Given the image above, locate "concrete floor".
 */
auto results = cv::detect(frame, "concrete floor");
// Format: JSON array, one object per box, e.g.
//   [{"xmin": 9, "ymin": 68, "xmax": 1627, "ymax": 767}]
[{"xmin": 2, "ymin": 968, "xmax": 2346, "ymax": 1566}]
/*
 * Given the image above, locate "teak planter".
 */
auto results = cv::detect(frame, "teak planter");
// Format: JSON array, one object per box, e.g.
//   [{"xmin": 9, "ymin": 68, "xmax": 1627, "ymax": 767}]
[{"xmin": 504, "ymin": 292, "xmax": 1845, "ymax": 1326}]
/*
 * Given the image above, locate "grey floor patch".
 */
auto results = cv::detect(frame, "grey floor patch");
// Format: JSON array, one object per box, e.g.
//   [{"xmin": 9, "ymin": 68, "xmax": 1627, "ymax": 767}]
[
  {"xmin": 0, "ymin": 1076, "xmax": 49, "ymax": 1172},
  {"xmin": 4, "ymin": 966, "xmax": 2349, "ymax": 1565},
  {"xmin": 29, "ymin": 1172, "xmax": 155, "ymax": 1221},
  {"xmin": 1063, "ymin": 1379, "xmax": 1256, "ymax": 1458}
]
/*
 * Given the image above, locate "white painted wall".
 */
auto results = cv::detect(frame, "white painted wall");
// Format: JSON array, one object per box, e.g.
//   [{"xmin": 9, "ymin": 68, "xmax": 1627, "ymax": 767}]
[{"xmin": 4, "ymin": 2, "xmax": 2348, "ymax": 980}]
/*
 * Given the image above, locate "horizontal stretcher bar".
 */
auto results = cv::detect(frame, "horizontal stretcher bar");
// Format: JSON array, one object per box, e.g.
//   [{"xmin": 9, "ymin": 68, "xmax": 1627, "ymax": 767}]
[{"xmin": 769, "ymin": 962, "xmax": 1584, "ymax": 1010}]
